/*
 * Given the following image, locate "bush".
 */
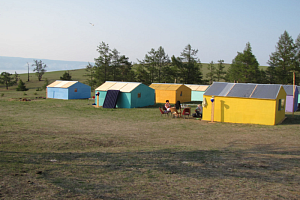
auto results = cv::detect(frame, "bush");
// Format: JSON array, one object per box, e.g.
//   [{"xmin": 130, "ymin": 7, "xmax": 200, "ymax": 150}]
[
  {"xmin": 16, "ymin": 79, "xmax": 28, "ymax": 91},
  {"xmin": 36, "ymin": 87, "xmax": 42, "ymax": 91},
  {"xmin": 1, "ymin": 93, "xmax": 4, "ymax": 97}
]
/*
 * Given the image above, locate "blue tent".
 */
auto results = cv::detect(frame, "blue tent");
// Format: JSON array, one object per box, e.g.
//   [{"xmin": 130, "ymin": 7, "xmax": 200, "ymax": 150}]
[
  {"xmin": 95, "ymin": 81, "xmax": 155, "ymax": 108},
  {"xmin": 47, "ymin": 80, "xmax": 91, "ymax": 99}
]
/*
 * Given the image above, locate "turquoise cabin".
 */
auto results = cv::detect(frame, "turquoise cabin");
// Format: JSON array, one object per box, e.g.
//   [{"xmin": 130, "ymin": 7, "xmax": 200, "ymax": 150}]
[
  {"xmin": 95, "ymin": 81, "xmax": 155, "ymax": 108},
  {"xmin": 185, "ymin": 84, "xmax": 210, "ymax": 101}
]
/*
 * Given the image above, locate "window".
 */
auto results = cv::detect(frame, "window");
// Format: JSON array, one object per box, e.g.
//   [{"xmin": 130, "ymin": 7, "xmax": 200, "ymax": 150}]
[
  {"xmin": 278, "ymin": 99, "xmax": 285, "ymax": 111},
  {"xmin": 74, "ymin": 88, "xmax": 77, "ymax": 92},
  {"xmin": 138, "ymin": 93, "xmax": 141, "ymax": 98},
  {"xmin": 180, "ymin": 91, "xmax": 182, "ymax": 96}
]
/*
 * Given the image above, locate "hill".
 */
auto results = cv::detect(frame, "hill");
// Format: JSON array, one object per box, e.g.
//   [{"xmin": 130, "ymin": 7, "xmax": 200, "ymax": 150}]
[{"xmin": 0, "ymin": 56, "xmax": 93, "ymax": 74}]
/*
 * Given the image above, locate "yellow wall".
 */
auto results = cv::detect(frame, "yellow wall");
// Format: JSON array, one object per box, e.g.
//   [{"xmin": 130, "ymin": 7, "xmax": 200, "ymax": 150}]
[
  {"xmin": 175, "ymin": 85, "xmax": 191, "ymax": 104},
  {"xmin": 274, "ymin": 87, "xmax": 287, "ymax": 125},
  {"xmin": 156, "ymin": 90, "xmax": 176, "ymax": 104},
  {"xmin": 202, "ymin": 94, "xmax": 285, "ymax": 125}
]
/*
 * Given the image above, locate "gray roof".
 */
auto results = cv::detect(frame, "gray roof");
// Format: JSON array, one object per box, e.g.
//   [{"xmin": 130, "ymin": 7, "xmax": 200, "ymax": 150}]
[
  {"xmin": 282, "ymin": 85, "xmax": 298, "ymax": 96},
  {"xmin": 227, "ymin": 83, "xmax": 256, "ymax": 98},
  {"xmin": 204, "ymin": 82, "xmax": 233, "ymax": 96},
  {"xmin": 204, "ymin": 82, "xmax": 284, "ymax": 99}
]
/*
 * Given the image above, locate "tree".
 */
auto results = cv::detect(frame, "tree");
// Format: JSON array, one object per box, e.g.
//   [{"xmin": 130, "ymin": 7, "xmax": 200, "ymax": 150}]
[
  {"xmin": 16, "ymin": 79, "xmax": 28, "ymax": 91},
  {"xmin": 156, "ymin": 46, "xmax": 170, "ymax": 83},
  {"xmin": 206, "ymin": 61, "xmax": 217, "ymax": 84},
  {"xmin": 138, "ymin": 46, "xmax": 170, "ymax": 83},
  {"xmin": 268, "ymin": 31, "xmax": 296, "ymax": 84},
  {"xmin": 216, "ymin": 60, "xmax": 226, "ymax": 81},
  {"xmin": 117, "ymin": 55, "xmax": 135, "ymax": 82},
  {"xmin": 94, "ymin": 42, "xmax": 112, "ymax": 85},
  {"xmin": 139, "ymin": 48, "xmax": 157, "ymax": 83},
  {"xmin": 226, "ymin": 42, "xmax": 259, "ymax": 83},
  {"xmin": 84, "ymin": 63, "xmax": 96, "ymax": 89},
  {"xmin": 60, "ymin": 71, "xmax": 72, "ymax": 80},
  {"xmin": 135, "ymin": 64, "xmax": 150, "ymax": 85},
  {"xmin": 14, "ymin": 71, "xmax": 19, "ymax": 83},
  {"xmin": 0, "ymin": 72, "xmax": 16, "ymax": 90},
  {"xmin": 42, "ymin": 78, "xmax": 49, "ymax": 90},
  {"xmin": 32, "ymin": 60, "xmax": 47, "ymax": 81},
  {"xmin": 172, "ymin": 44, "xmax": 203, "ymax": 84}
]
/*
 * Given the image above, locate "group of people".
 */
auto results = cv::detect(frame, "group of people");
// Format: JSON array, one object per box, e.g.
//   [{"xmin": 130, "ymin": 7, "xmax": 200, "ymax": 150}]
[{"xmin": 164, "ymin": 100, "xmax": 202, "ymax": 118}]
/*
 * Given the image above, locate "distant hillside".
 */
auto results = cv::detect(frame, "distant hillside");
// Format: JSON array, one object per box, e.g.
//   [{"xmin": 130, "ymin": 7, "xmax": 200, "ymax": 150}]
[{"xmin": 0, "ymin": 56, "xmax": 94, "ymax": 74}]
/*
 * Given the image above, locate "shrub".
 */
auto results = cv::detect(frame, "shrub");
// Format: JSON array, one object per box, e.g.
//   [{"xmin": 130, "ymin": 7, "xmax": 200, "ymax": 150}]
[{"xmin": 16, "ymin": 79, "xmax": 28, "ymax": 91}]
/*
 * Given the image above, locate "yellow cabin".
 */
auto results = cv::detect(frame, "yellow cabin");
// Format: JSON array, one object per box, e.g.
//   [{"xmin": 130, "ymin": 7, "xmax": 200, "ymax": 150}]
[
  {"xmin": 202, "ymin": 82, "xmax": 286, "ymax": 125},
  {"xmin": 149, "ymin": 83, "xmax": 191, "ymax": 104}
]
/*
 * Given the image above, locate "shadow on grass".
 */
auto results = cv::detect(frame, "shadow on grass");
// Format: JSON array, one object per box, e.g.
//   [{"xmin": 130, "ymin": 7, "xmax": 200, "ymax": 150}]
[
  {"xmin": 280, "ymin": 113, "xmax": 300, "ymax": 125},
  {"xmin": 1, "ymin": 145, "xmax": 300, "ymax": 199}
]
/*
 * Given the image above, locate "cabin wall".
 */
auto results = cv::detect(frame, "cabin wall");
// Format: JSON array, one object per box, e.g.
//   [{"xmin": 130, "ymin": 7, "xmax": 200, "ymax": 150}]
[
  {"xmin": 130, "ymin": 84, "xmax": 155, "ymax": 108},
  {"xmin": 68, "ymin": 83, "xmax": 91, "ymax": 99},
  {"xmin": 155, "ymin": 90, "xmax": 176, "ymax": 104},
  {"xmin": 175, "ymin": 85, "xmax": 191, "ymax": 103},
  {"xmin": 203, "ymin": 95, "xmax": 278, "ymax": 125},
  {"xmin": 47, "ymin": 88, "xmax": 68, "ymax": 99}
]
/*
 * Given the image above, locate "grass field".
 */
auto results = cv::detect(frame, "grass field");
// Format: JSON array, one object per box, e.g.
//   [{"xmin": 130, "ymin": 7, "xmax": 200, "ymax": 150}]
[{"xmin": 1, "ymin": 84, "xmax": 300, "ymax": 199}]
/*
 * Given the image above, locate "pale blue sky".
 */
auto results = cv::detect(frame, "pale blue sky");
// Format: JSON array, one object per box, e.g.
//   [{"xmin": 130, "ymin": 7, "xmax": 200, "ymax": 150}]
[{"xmin": 1, "ymin": 0, "xmax": 300, "ymax": 72}]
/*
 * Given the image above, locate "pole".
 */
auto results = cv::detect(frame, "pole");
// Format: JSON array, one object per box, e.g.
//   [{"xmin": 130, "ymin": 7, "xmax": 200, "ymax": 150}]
[
  {"xmin": 292, "ymin": 71, "xmax": 295, "ymax": 117},
  {"xmin": 27, "ymin": 62, "xmax": 29, "ymax": 82},
  {"xmin": 209, "ymin": 96, "xmax": 215, "ymax": 123}
]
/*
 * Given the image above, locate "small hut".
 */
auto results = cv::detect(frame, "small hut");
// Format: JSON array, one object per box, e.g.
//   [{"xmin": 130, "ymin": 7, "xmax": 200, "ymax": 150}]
[
  {"xmin": 185, "ymin": 84, "xmax": 210, "ymax": 101},
  {"xmin": 47, "ymin": 80, "xmax": 91, "ymax": 100},
  {"xmin": 282, "ymin": 85, "xmax": 298, "ymax": 112},
  {"xmin": 95, "ymin": 81, "xmax": 155, "ymax": 108},
  {"xmin": 149, "ymin": 83, "xmax": 191, "ymax": 104},
  {"xmin": 202, "ymin": 82, "xmax": 286, "ymax": 125}
]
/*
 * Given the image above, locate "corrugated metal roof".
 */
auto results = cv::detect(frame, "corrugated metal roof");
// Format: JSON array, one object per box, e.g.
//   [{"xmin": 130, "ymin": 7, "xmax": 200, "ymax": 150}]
[
  {"xmin": 282, "ymin": 85, "xmax": 297, "ymax": 96},
  {"xmin": 204, "ymin": 82, "xmax": 283, "ymax": 99},
  {"xmin": 204, "ymin": 82, "xmax": 231, "ymax": 96},
  {"xmin": 219, "ymin": 83, "xmax": 235, "ymax": 96},
  {"xmin": 95, "ymin": 81, "xmax": 142, "ymax": 92},
  {"xmin": 227, "ymin": 83, "xmax": 256, "ymax": 98},
  {"xmin": 250, "ymin": 84, "xmax": 281, "ymax": 99},
  {"xmin": 47, "ymin": 81, "xmax": 77, "ymax": 88}
]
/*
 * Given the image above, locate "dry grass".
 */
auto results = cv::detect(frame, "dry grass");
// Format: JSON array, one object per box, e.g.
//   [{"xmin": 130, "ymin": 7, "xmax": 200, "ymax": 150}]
[{"xmin": 0, "ymin": 96, "xmax": 300, "ymax": 199}]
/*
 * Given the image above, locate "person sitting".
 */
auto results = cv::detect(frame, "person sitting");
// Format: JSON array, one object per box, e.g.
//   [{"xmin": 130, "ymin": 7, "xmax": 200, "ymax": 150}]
[
  {"xmin": 193, "ymin": 104, "xmax": 202, "ymax": 118},
  {"xmin": 165, "ymin": 100, "xmax": 171, "ymax": 111}
]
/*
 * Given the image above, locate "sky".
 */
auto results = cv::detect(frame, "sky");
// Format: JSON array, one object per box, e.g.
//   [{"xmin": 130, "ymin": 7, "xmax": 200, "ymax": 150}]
[{"xmin": 1, "ymin": 0, "xmax": 300, "ymax": 74}]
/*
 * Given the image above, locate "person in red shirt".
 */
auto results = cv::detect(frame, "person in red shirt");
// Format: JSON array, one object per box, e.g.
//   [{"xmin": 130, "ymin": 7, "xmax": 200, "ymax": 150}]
[{"xmin": 165, "ymin": 100, "xmax": 171, "ymax": 111}]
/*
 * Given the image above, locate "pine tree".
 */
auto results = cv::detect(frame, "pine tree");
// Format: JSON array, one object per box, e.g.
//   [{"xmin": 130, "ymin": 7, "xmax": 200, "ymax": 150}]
[
  {"xmin": 268, "ymin": 31, "xmax": 296, "ymax": 84},
  {"xmin": 16, "ymin": 79, "xmax": 28, "ymax": 91},
  {"xmin": 206, "ymin": 61, "xmax": 217, "ymax": 84},
  {"xmin": 226, "ymin": 42, "xmax": 259, "ymax": 83},
  {"xmin": 0, "ymin": 72, "xmax": 16, "ymax": 90},
  {"xmin": 60, "ymin": 71, "xmax": 72, "ymax": 80},
  {"xmin": 216, "ymin": 60, "xmax": 226, "ymax": 81}
]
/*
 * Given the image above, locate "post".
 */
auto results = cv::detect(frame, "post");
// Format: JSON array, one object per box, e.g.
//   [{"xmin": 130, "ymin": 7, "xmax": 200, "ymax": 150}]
[
  {"xmin": 292, "ymin": 71, "xmax": 295, "ymax": 117},
  {"xmin": 27, "ymin": 62, "xmax": 29, "ymax": 82},
  {"xmin": 210, "ymin": 96, "xmax": 215, "ymax": 123}
]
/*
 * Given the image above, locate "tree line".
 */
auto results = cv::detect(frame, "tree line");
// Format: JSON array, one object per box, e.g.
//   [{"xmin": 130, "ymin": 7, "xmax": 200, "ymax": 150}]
[{"xmin": 85, "ymin": 30, "xmax": 300, "ymax": 89}]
